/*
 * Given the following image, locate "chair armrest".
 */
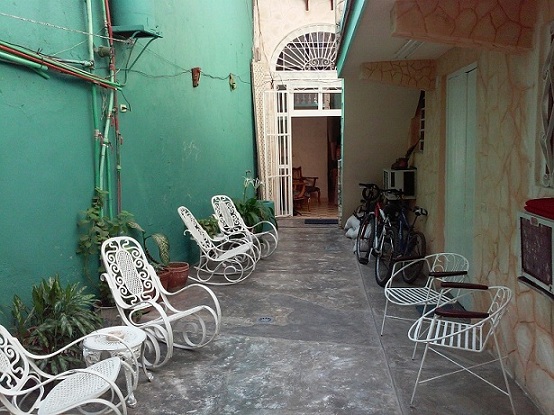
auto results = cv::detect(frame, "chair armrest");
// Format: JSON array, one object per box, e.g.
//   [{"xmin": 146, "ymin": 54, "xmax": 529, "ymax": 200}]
[
  {"xmin": 429, "ymin": 270, "xmax": 468, "ymax": 278},
  {"xmin": 393, "ymin": 255, "xmax": 425, "ymax": 262},
  {"xmin": 440, "ymin": 281, "xmax": 488, "ymax": 290},
  {"xmin": 434, "ymin": 308, "xmax": 489, "ymax": 319}
]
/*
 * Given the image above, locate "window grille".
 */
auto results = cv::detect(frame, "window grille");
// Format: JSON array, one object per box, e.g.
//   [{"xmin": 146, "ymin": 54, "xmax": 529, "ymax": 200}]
[
  {"xmin": 540, "ymin": 23, "xmax": 554, "ymax": 187},
  {"xmin": 275, "ymin": 31, "xmax": 336, "ymax": 71}
]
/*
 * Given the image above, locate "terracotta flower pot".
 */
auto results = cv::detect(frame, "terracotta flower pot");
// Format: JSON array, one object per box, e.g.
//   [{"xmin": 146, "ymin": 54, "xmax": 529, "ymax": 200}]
[
  {"xmin": 156, "ymin": 268, "xmax": 171, "ymax": 290},
  {"xmin": 167, "ymin": 262, "xmax": 189, "ymax": 292}
]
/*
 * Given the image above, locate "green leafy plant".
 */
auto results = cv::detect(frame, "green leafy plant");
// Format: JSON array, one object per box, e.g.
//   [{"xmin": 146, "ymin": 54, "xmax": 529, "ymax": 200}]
[
  {"xmin": 77, "ymin": 188, "xmax": 173, "ymax": 303},
  {"xmin": 77, "ymin": 188, "xmax": 143, "ymax": 306},
  {"xmin": 10, "ymin": 275, "xmax": 102, "ymax": 375},
  {"xmin": 197, "ymin": 216, "xmax": 220, "ymax": 238},
  {"xmin": 233, "ymin": 170, "xmax": 276, "ymax": 233}
]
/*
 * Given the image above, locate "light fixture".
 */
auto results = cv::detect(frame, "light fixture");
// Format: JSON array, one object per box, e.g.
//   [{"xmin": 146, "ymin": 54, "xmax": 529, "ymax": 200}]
[{"xmin": 393, "ymin": 39, "xmax": 423, "ymax": 60}]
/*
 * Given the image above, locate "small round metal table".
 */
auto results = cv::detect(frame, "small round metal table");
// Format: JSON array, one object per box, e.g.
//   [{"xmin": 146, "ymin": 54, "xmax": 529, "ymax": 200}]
[{"xmin": 83, "ymin": 325, "xmax": 151, "ymax": 407}]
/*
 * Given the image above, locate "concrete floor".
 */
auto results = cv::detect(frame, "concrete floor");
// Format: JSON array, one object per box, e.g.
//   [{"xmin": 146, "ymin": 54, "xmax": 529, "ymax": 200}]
[{"xmin": 130, "ymin": 219, "xmax": 544, "ymax": 415}]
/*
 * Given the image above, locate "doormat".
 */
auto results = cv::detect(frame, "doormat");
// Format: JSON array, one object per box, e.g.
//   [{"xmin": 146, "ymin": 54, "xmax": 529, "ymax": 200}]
[{"xmin": 304, "ymin": 218, "xmax": 338, "ymax": 225}]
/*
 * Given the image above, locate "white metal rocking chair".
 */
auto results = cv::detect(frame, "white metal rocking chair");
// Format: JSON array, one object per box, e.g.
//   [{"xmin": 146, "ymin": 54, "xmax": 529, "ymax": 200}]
[
  {"xmin": 381, "ymin": 253, "xmax": 469, "ymax": 336},
  {"xmin": 211, "ymin": 194, "xmax": 278, "ymax": 259},
  {"xmin": 101, "ymin": 236, "xmax": 222, "ymax": 369},
  {"xmin": 0, "ymin": 324, "xmax": 130, "ymax": 415},
  {"xmin": 408, "ymin": 284, "xmax": 516, "ymax": 415},
  {"xmin": 178, "ymin": 205, "xmax": 257, "ymax": 285}
]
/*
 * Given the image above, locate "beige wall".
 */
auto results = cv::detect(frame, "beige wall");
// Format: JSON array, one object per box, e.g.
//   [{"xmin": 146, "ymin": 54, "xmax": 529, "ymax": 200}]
[
  {"xmin": 342, "ymin": 78, "xmax": 420, "ymax": 220},
  {"xmin": 292, "ymin": 117, "xmax": 329, "ymax": 200},
  {"xmin": 412, "ymin": 4, "xmax": 554, "ymax": 413}
]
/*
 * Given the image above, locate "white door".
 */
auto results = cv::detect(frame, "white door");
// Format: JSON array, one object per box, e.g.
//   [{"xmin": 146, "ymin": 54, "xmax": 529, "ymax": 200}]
[
  {"xmin": 263, "ymin": 90, "xmax": 293, "ymax": 216},
  {"xmin": 445, "ymin": 65, "xmax": 476, "ymax": 267}
]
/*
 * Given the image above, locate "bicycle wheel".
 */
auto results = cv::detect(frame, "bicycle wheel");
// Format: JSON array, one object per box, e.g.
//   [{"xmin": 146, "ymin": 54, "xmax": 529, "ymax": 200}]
[
  {"xmin": 401, "ymin": 231, "xmax": 427, "ymax": 283},
  {"xmin": 375, "ymin": 228, "xmax": 395, "ymax": 287},
  {"xmin": 356, "ymin": 213, "xmax": 375, "ymax": 264}
]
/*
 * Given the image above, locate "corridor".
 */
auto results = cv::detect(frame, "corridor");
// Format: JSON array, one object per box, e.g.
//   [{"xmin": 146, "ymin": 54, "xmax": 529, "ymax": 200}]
[{"xmin": 131, "ymin": 220, "xmax": 543, "ymax": 414}]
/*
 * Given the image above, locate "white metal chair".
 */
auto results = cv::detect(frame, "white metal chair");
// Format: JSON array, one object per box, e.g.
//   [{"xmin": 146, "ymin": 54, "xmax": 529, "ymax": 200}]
[
  {"xmin": 0, "ymin": 324, "xmax": 130, "ymax": 415},
  {"xmin": 380, "ymin": 252, "xmax": 469, "ymax": 336},
  {"xmin": 178, "ymin": 205, "xmax": 257, "ymax": 285},
  {"xmin": 101, "ymin": 236, "xmax": 222, "ymax": 369},
  {"xmin": 211, "ymin": 194, "xmax": 278, "ymax": 259},
  {"xmin": 408, "ymin": 284, "xmax": 515, "ymax": 415}
]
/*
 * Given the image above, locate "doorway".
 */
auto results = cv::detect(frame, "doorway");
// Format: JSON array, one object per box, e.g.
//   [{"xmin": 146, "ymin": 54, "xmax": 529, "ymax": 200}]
[
  {"xmin": 262, "ymin": 84, "xmax": 342, "ymax": 217},
  {"xmin": 292, "ymin": 116, "xmax": 340, "ymax": 216}
]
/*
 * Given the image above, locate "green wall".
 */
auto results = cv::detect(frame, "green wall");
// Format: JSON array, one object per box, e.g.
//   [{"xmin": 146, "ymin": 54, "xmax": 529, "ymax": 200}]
[{"xmin": 0, "ymin": 1, "xmax": 255, "ymax": 325}]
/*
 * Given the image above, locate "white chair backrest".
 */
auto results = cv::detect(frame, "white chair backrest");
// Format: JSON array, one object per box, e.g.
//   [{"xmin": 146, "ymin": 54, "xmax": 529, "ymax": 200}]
[
  {"xmin": 0, "ymin": 325, "xmax": 32, "ymax": 395},
  {"xmin": 101, "ymin": 236, "xmax": 159, "ymax": 307},
  {"xmin": 211, "ymin": 195, "xmax": 246, "ymax": 234},
  {"xmin": 482, "ymin": 285, "xmax": 512, "ymax": 345},
  {"xmin": 177, "ymin": 206, "xmax": 217, "ymax": 253},
  {"xmin": 429, "ymin": 253, "xmax": 469, "ymax": 275}
]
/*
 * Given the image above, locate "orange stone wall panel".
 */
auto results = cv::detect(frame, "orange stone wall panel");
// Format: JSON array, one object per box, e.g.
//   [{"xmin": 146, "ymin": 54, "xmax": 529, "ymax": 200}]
[{"xmin": 391, "ymin": 0, "xmax": 537, "ymax": 54}]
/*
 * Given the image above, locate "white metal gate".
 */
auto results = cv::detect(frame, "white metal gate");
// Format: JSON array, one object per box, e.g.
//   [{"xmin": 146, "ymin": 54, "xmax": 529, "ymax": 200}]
[{"xmin": 262, "ymin": 90, "xmax": 292, "ymax": 216}]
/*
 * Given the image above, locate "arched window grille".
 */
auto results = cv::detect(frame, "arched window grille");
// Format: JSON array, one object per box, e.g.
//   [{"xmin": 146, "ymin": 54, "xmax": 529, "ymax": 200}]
[{"xmin": 275, "ymin": 31, "xmax": 336, "ymax": 71}]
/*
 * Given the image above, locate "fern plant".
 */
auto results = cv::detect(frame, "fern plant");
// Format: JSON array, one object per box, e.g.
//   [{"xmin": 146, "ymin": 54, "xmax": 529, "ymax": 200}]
[{"xmin": 11, "ymin": 275, "xmax": 102, "ymax": 375}]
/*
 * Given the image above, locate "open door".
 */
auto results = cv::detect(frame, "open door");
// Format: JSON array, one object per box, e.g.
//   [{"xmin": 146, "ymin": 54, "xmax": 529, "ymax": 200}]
[{"xmin": 263, "ymin": 89, "xmax": 292, "ymax": 216}]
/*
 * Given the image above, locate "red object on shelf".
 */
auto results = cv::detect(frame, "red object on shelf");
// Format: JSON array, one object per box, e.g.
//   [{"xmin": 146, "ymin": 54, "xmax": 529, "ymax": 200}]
[{"xmin": 524, "ymin": 198, "xmax": 554, "ymax": 220}]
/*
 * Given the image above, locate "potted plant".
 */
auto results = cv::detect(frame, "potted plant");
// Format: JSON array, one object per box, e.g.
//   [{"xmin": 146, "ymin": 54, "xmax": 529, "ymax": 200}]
[
  {"xmin": 10, "ymin": 275, "xmax": 102, "ymax": 374},
  {"xmin": 142, "ymin": 232, "xmax": 189, "ymax": 292},
  {"xmin": 234, "ymin": 170, "xmax": 277, "ymax": 233}
]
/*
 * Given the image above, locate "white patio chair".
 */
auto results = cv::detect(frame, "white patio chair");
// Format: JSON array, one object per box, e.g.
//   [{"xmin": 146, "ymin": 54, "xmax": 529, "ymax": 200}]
[
  {"xmin": 211, "ymin": 194, "xmax": 278, "ymax": 259},
  {"xmin": 0, "ymin": 324, "xmax": 129, "ymax": 415},
  {"xmin": 380, "ymin": 252, "xmax": 469, "ymax": 336},
  {"xmin": 408, "ymin": 284, "xmax": 515, "ymax": 415},
  {"xmin": 101, "ymin": 236, "xmax": 222, "ymax": 369},
  {"xmin": 178, "ymin": 205, "xmax": 257, "ymax": 285}
]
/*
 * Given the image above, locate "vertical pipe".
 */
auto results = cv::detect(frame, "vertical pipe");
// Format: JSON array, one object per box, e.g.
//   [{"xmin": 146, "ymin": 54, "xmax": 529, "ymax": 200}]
[
  {"xmin": 99, "ymin": 0, "xmax": 117, "ymax": 218},
  {"xmin": 85, "ymin": 0, "xmax": 102, "ymax": 189},
  {"xmin": 103, "ymin": 0, "xmax": 123, "ymax": 215}
]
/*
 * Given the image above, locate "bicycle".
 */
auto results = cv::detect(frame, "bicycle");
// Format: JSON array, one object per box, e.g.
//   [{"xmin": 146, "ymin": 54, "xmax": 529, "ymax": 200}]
[
  {"xmin": 355, "ymin": 183, "xmax": 381, "ymax": 264},
  {"xmin": 374, "ymin": 193, "xmax": 428, "ymax": 287}
]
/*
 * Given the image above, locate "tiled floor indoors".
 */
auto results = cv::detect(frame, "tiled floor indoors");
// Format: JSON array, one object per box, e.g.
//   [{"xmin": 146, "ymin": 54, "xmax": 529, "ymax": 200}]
[{"xmin": 129, "ymin": 216, "xmax": 544, "ymax": 415}]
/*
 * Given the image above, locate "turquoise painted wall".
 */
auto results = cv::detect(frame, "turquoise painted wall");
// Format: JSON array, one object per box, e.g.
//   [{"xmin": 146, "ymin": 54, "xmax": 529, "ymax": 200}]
[{"xmin": 0, "ymin": 1, "xmax": 255, "ymax": 325}]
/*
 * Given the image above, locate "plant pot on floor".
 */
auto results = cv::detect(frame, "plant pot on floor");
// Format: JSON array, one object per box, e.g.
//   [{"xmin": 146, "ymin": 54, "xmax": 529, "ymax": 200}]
[
  {"xmin": 93, "ymin": 300, "xmax": 121, "ymax": 328},
  {"xmin": 167, "ymin": 262, "xmax": 189, "ymax": 292},
  {"xmin": 156, "ymin": 268, "xmax": 171, "ymax": 291}
]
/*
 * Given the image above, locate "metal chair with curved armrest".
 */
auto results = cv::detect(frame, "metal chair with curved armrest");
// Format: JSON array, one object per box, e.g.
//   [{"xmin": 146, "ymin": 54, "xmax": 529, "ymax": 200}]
[
  {"xmin": 408, "ymin": 284, "xmax": 515, "ymax": 415},
  {"xmin": 0, "ymin": 324, "xmax": 130, "ymax": 415},
  {"xmin": 381, "ymin": 253, "xmax": 469, "ymax": 336},
  {"xmin": 101, "ymin": 236, "xmax": 221, "ymax": 370},
  {"xmin": 211, "ymin": 194, "xmax": 278, "ymax": 259}
]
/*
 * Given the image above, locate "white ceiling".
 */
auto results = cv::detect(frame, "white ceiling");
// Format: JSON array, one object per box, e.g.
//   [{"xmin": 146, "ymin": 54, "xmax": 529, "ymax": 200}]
[{"xmin": 339, "ymin": 0, "xmax": 451, "ymax": 76}]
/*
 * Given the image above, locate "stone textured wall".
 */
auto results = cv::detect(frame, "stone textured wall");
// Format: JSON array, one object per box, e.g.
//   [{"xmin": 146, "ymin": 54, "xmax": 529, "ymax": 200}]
[{"xmin": 412, "ymin": 2, "xmax": 554, "ymax": 412}]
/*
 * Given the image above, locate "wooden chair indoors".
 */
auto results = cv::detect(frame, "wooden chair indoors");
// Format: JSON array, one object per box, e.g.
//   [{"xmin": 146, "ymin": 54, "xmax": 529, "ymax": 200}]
[
  {"xmin": 292, "ymin": 166, "xmax": 320, "ymax": 204},
  {"xmin": 293, "ymin": 179, "xmax": 310, "ymax": 215}
]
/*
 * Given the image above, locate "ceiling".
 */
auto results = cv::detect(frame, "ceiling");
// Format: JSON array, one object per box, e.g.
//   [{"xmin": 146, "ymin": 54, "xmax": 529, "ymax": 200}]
[{"xmin": 338, "ymin": 0, "xmax": 451, "ymax": 77}]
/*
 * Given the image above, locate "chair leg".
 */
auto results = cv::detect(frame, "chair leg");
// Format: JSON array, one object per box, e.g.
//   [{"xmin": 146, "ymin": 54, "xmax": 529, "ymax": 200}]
[
  {"xmin": 494, "ymin": 332, "xmax": 516, "ymax": 415},
  {"xmin": 380, "ymin": 300, "xmax": 389, "ymax": 336},
  {"xmin": 410, "ymin": 342, "xmax": 430, "ymax": 405}
]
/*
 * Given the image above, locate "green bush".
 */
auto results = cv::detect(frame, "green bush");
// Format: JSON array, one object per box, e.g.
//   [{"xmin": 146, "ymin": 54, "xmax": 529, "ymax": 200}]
[{"xmin": 10, "ymin": 275, "xmax": 102, "ymax": 375}]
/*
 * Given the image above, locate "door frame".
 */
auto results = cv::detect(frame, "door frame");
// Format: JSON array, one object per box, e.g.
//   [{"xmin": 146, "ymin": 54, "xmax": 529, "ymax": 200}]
[{"xmin": 445, "ymin": 63, "xmax": 477, "ymax": 268}]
